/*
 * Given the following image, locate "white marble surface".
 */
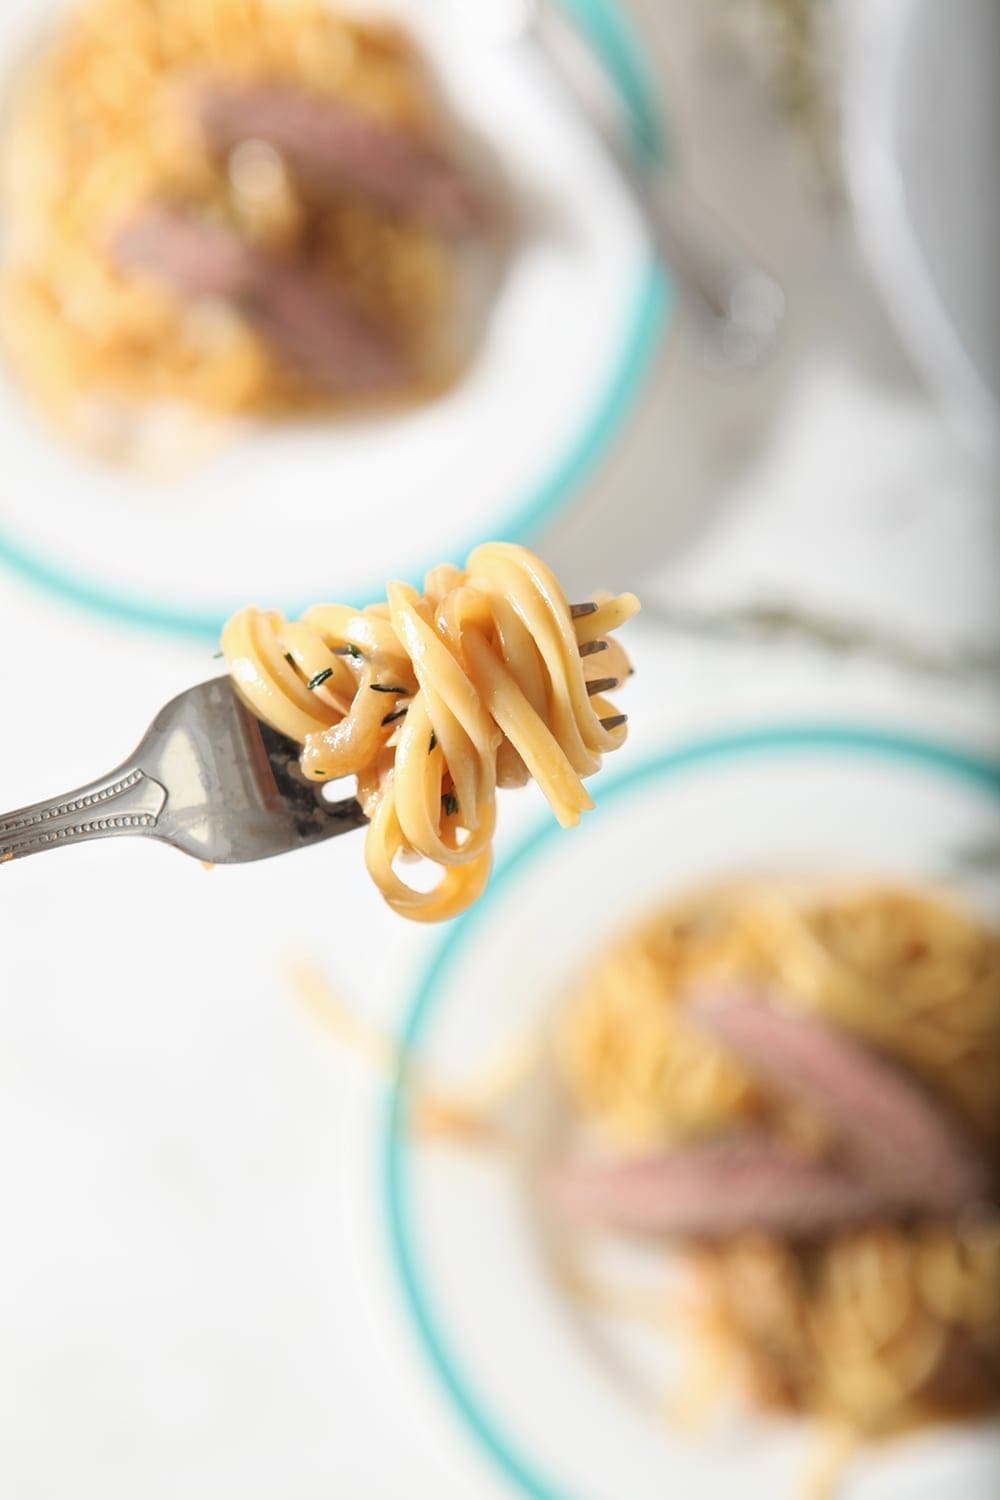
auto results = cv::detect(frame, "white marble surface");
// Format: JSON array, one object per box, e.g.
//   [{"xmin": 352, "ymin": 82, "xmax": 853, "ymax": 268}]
[{"xmin": 1, "ymin": 2, "xmax": 998, "ymax": 1497}]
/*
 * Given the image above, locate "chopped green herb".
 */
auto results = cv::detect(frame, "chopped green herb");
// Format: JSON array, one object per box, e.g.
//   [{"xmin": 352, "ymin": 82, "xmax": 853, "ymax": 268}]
[
  {"xmin": 382, "ymin": 707, "xmax": 408, "ymax": 726},
  {"xmin": 369, "ymin": 683, "xmax": 408, "ymax": 695},
  {"xmin": 441, "ymin": 792, "xmax": 459, "ymax": 817},
  {"xmin": 212, "ymin": 650, "xmax": 224, "ymax": 659},
  {"xmin": 308, "ymin": 668, "xmax": 334, "ymax": 691},
  {"xmin": 345, "ymin": 644, "xmax": 362, "ymax": 659},
  {"xmin": 284, "ymin": 652, "xmax": 296, "ymax": 668},
  {"xmin": 429, "ymin": 731, "xmax": 437, "ymax": 753}
]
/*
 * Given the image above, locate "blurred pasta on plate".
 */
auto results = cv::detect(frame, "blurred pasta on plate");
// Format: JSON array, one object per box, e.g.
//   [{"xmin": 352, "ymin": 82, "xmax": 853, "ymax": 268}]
[
  {"xmin": 0, "ymin": 0, "xmax": 497, "ymax": 456},
  {"xmin": 551, "ymin": 881, "xmax": 1000, "ymax": 1483}
]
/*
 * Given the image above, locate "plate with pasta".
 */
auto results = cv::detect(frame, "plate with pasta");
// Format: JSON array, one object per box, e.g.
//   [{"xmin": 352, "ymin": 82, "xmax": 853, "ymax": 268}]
[
  {"xmin": 0, "ymin": 0, "xmax": 669, "ymax": 638},
  {"xmin": 378, "ymin": 725, "xmax": 1000, "ymax": 1500}
]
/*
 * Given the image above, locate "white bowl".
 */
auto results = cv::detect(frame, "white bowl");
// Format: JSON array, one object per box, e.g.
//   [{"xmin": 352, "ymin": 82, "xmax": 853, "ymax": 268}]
[
  {"xmin": 843, "ymin": 0, "xmax": 1000, "ymax": 442},
  {"xmin": 380, "ymin": 723, "xmax": 1000, "ymax": 1500}
]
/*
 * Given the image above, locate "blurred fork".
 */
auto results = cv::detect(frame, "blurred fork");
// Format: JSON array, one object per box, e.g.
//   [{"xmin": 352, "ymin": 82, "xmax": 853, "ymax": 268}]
[
  {"xmin": 473, "ymin": 0, "xmax": 785, "ymax": 368},
  {"xmin": 0, "ymin": 603, "xmax": 622, "ymax": 866}
]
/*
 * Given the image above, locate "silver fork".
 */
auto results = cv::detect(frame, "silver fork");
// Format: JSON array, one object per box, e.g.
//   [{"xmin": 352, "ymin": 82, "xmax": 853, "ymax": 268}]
[
  {"xmin": 0, "ymin": 604, "xmax": 621, "ymax": 866},
  {"xmin": 0, "ymin": 678, "xmax": 367, "ymax": 867},
  {"xmin": 481, "ymin": 0, "xmax": 785, "ymax": 368}
]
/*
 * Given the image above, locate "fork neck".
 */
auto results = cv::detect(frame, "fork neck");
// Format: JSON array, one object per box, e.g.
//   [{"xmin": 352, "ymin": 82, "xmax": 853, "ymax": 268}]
[{"xmin": 0, "ymin": 762, "xmax": 167, "ymax": 863}]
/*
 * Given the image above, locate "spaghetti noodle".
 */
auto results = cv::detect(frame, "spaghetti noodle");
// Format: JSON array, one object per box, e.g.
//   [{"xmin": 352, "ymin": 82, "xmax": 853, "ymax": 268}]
[{"xmin": 222, "ymin": 543, "xmax": 639, "ymax": 921}]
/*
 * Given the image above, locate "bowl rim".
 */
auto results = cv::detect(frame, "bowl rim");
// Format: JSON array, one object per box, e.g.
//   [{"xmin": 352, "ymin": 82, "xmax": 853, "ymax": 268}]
[{"xmin": 383, "ymin": 720, "xmax": 1000, "ymax": 1500}]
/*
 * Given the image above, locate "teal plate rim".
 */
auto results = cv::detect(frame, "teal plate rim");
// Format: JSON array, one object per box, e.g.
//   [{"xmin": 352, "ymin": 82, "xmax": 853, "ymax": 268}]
[
  {"xmin": 0, "ymin": 0, "xmax": 672, "ymax": 641},
  {"xmin": 383, "ymin": 722, "xmax": 1000, "ymax": 1500}
]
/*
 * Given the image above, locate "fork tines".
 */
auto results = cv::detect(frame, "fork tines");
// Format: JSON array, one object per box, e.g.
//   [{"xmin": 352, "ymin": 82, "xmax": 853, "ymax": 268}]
[{"xmin": 572, "ymin": 603, "xmax": 626, "ymax": 727}]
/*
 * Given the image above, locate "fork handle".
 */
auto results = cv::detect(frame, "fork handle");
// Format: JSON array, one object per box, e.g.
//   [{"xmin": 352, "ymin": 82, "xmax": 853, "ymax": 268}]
[
  {"xmin": 633, "ymin": 171, "xmax": 785, "ymax": 369},
  {"xmin": 0, "ymin": 763, "xmax": 167, "ymax": 863}
]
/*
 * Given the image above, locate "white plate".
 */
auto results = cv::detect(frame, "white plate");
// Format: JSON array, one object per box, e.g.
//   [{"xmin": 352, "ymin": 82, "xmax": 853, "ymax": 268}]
[
  {"xmin": 0, "ymin": 0, "xmax": 669, "ymax": 639},
  {"xmin": 380, "ymin": 725, "xmax": 1000, "ymax": 1500},
  {"xmin": 843, "ymin": 0, "xmax": 1000, "ymax": 440}
]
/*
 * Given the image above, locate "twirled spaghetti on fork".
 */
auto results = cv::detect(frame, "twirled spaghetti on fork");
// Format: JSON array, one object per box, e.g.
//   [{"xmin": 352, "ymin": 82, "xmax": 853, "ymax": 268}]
[{"xmin": 222, "ymin": 543, "xmax": 639, "ymax": 920}]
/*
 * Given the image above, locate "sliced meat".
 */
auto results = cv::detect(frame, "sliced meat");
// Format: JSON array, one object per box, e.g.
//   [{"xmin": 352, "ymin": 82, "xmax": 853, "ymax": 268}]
[
  {"xmin": 114, "ymin": 205, "xmax": 257, "ymax": 300},
  {"xmin": 198, "ymin": 82, "xmax": 487, "ymax": 235},
  {"xmin": 113, "ymin": 205, "xmax": 408, "ymax": 393},
  {"xmin": 549, "ymin": 1138, "xmax": 892, "ymax": 1239},
  {"xmin": 245, "ymin": 253, "xmax": 408, "ymax": 391},
  {"xmin": 687, "ymin": 986, "xmax": 992, "ymax": 1215}
]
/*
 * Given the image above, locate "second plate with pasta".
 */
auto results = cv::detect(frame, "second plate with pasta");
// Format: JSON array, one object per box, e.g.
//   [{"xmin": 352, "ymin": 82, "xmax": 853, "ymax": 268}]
[
  {"xmin": 0, "ymin": 0, "xmax": 669, "ymax": 639},
  {"xmin": 376, "ymin": 724, "xmax": 1000, "ymax": 1500}
]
